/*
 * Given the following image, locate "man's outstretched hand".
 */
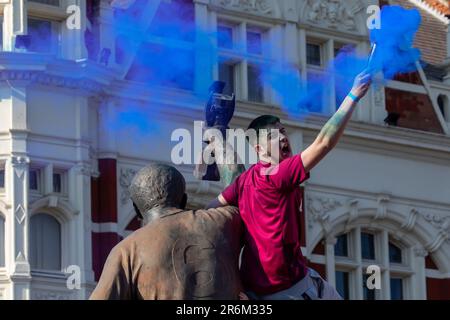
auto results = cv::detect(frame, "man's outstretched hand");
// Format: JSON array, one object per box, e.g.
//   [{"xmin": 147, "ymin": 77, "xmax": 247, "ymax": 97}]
[{"xmin": 350, "ymin": 70, "xmax": 372, "ymax": 100}]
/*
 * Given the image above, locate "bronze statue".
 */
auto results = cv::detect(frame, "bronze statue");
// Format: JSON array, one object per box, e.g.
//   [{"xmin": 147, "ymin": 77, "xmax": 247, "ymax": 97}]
[{"xmin": 90, "ymin": 164, "xmax": 243, "ymax": 300}]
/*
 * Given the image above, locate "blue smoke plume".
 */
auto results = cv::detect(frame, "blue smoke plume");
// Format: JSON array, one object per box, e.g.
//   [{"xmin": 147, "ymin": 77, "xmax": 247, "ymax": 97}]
[
  {"xmin": 369, "ymin": 5, "xmax": 422, "ymax": 79},
  {"xmin": 99, "ymin": 2, "xmax": 422, "ymax": 130}
]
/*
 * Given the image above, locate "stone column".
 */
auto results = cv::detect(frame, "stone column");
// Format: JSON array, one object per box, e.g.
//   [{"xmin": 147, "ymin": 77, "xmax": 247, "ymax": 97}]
[
  {"xmin": 5, "ymin": 80, "xmax": 31, "ymax": 299},
  {"xmin": 2, "ymin": 0, "xmax": 27, "ymax": 51},
  {"xmin": 7, "ymin": 155, "xmax": 31, "ymax": 300},
  {"xmin": 194, "ymin": 0, "xmax": 214, "ymax": 96}
]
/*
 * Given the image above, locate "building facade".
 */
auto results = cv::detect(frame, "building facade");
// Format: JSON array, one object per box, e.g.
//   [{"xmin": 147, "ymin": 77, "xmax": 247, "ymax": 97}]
[{"xmin": 0, "ymin": 0, "xmax": 449, "ymax": 300}]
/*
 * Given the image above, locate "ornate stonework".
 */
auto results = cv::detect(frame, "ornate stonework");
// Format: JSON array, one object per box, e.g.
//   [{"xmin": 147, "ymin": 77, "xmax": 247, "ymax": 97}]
[
  {"xmin": 31, "ymin": 290, "xmax": 72, "ymax": 300},
  {"xmin": 306, "ymin": 196, "xmax": 342, "ymax": 230},
  {"xmin": 215, "ymin": 0, "xmax": 275, "ymax": 16},
  {"xmin": 303, "ymin": 0, "xmax": 365, "ymax": 31},
  {"xmin": 119, "ymin": 167, "xmax": 138, "ymax": 206}
]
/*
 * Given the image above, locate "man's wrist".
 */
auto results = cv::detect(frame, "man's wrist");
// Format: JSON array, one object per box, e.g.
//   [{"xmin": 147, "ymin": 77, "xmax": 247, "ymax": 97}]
[{"xmin": 348, "ymin": 91, "xmax": 360, "ymax": 103}]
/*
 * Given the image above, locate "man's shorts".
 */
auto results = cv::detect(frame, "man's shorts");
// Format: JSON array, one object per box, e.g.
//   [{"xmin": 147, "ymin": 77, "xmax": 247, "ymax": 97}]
[{"xmin": 248, "ymin": 268, "xmax": 343, "ymax": 300}]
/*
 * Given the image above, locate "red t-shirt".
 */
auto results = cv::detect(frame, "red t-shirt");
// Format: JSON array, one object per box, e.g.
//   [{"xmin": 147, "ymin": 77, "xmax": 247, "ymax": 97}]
[{"xmin": 221, "ymin": 154, "xmax": 310, "ymax": 295}]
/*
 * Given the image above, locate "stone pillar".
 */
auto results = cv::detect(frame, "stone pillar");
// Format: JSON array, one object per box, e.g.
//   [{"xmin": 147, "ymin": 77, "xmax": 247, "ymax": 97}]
[
  {"xmin": 325, "ymin": 237, "xmax": 336, "ymax": 287},
  {"xmin": 412, "ymin": 247, "xmax": 427, "ymax": 300},
  {"xmin": 194, "ymin": 0, "xmax": 213, "ymax": 96},
  {"xmin": 7, "ymin": 155, "xmax": 31, "ymax": 300},
  {"xmin": 5, "ymin": 80, "xmax": 31, "ymax": 299},
  {"xmin": 3, "ymin": 0, "xmax": 27, "ymax": 51},
  {"xmin": 69, "ymin": 164, "xmax": 95, "ymax": 298}
]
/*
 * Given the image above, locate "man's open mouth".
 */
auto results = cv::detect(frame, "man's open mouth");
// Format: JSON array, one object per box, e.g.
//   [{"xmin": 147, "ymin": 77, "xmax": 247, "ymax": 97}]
[{"xmin": 281, "ymin": 145, "xmax": 290, "ymax": 154}]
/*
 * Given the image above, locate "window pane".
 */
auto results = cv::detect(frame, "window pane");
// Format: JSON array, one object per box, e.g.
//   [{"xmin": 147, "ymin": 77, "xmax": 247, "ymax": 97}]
[
  {"xmin": 307, "ymin": 43, "xmax": 321, "ymax": 66},
  {"xmin": 361, "ymin": 233, "xmax": 375, "ymax": 260},
  {"xmin": 219, "ymin": 63, "xmax": 235, "ymax": 96},
  {"xmin": 389, "ymin": 242, "xmax": 402, "ymax": 264},
  {"xmin": 363, "ymin": 274, "xmax": 376, "ymax": 300},
  {"xmin": 29, "ymin": 0, "xmax": 60, "ymax": 5},
  {"xmin": 305, "ymin": 72, "xmax": 324, "ymax": 112},
  {"xmin": 247, "ymin": 31, "xmax": 262, "ymax": 55},
  {"xmin": 0, "ymin": 216, "xmax": 4, "ymax": 267},
  {"xmin": 27, "ymin": 18, "xmax": 57, "ymax": 54},
  {"xmin": 335, "ymin": 271, "xmax": 350, "ymax": 299},
  {"xmin": 390, "ymin": 278, "xmax": 403, "ymax": 300},
  {"xmin": 0, "ymin": 169, "xmax": 4, "ymax": 189},
  {"xmin": 125, "ymin": 43, "xmax": 194, "ymax": 90},
  {"xmin": 334, "ymin": 234, "xmax": 348, "ymax": 257},
  {"xmin": 29, "ymin": 170, "xmax": 38, "ymax": 191},
  {"xmin": 248, "ymin": 65, "xmax": 264, "ymax": 103},
  {"xmin": 218, "ymin": 25, "xmax": 233, "ymax": 49},
  {"xmin": 53, "ymin": 173, "xmax": 62, "ymax": 193},
  {"xmin": 30, "ymin": 214, "xmax": 61, "ymax": 271}
]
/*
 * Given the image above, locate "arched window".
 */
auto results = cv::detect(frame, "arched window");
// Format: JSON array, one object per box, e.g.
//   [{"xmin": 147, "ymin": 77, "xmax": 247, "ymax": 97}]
[
  {"xmin": 0, "ymin": 215, "xmax": 5, "ymax": 267},
  {"xmin": 333, "ymin": 228, "xmax": 411, "ymax": 300},
  {"xmin": 30, "ymin": 213, "xmax": 61, "ymax": 271}
]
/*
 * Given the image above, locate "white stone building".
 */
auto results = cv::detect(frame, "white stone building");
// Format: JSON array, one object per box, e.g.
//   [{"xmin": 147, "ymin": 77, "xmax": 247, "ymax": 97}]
[{"xmin": 0, "ymin": 0, "xmax": 449, "ymax": 300}]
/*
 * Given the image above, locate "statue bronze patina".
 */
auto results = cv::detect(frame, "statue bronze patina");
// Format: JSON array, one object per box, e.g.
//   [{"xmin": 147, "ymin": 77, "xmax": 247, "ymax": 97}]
[{"xmin": 90, "ymin": 164, "xmax": 243, "ymax": 300}]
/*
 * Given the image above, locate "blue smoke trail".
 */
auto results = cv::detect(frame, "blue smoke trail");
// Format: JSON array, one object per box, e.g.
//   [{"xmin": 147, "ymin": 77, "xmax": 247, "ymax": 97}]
[
  {"xmin": 369, "ymin": 5, "xmax": 422, "ymax": 79},
  {"xmin": 260, "ymin": 5, "xmax": 422, "ymax": 117},
  {"xmin": 103, "ymin": 2, "xmax": 422, "ymax": 128}
]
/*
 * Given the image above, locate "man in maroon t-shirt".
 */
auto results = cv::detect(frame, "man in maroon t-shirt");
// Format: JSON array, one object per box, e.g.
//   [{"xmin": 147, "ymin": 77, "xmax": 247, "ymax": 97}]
[{"xmin": 208, "ymin": 71, "xmax": 372, "ymax": 299}]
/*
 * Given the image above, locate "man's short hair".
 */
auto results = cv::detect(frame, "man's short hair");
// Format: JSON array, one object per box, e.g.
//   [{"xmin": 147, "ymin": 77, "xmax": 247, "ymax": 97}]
[
  {"xmin": 247, "ymin": 115, "xmax": 280, "ymax": 145},
  {"xmin": 129, "ymin": 164, "xmax": 186, "ymax": 217}
]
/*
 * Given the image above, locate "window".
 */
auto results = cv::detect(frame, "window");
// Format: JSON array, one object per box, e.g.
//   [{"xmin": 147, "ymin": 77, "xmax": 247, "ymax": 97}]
[
  {"xmin": 389, "ymin": 242, "xmax": 402, "ymax": 264},
  {"xmin": 248, "ymin": 64, "xmax": 264, "ymax": 103},
  {"xmin": 30, "ymin": 214, "xmax": 61, "ymax": 271},
  {"xmin": 335, "ymin": 271, "xmax": 350, "ymax": 299},
  {"xmin": 217, "ymin": 20, "xmax": 270, "ymax": 104},
  {"xmin": 0, "ymin": 168, "xmax": 4, "ymax": 189},
  {"xmin": 330, "ymin": 228, "xmax": 412, "ymax": 300},
  {"xmin": 29, "ymin": 0, "xmax": 60, "ymax": 6},
  {"xmin": 53, "ymin": 173, "xmax": 62, "ymax": 193},
  {"xmin": 361, "ymin": 232, "xmax": 375, "ymax": 260},
  {"xmin": 335, "ymin": 234, "xmax": 348, "ymax": 257},
  {"xmin": 246, "ymin": 27, "xmax": 264, "ymax": 55},
  {"xmin": 29, "ymin": 169, "xmax": 40, "ymax": 191},
  {"xmin": 390, "ymin": 278, "xmax": 403, "ymax": 300},
  {"xmin": 27, "ymin": 18, "xmax": 60, "ymax": 54},
  {"xmin": 218, "ymin": 25, "xmax": 234, "ymax": 49},
  {"xmin": 0, "ymin": 215, "xmax": 4, "ymax": 267},
  {"xmin": 306, "ymin": 43, "xmax": 322, "ymax": 66},
  {"xmin": 218, "ymin": 62, "xmax": 235, "ymax": 96}
]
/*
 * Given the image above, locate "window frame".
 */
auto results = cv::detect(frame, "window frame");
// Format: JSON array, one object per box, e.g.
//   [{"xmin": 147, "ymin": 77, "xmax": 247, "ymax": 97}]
[
  {"xmin": 331, "ymin": 227, "xmax": 413, "ymax": 300},
  {"xmin": 29, "ymin": 212, "xmax": 64, "ymax": 273},
  {"xmin": 216, "ymin": 16, "xmax": 273, "ymax": 104}
]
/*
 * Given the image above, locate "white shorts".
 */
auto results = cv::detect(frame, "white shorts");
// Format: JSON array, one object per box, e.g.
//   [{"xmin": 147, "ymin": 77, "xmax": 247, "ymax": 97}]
[{"xmin": 252, "ymin": 268, "xmax": 343, "ymax": 300}]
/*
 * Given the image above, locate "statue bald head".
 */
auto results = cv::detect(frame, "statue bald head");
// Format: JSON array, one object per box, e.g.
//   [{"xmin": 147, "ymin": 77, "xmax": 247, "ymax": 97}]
[{"xmin": 129, "ymin": 164, "xmax": 187, "ymax": 219}]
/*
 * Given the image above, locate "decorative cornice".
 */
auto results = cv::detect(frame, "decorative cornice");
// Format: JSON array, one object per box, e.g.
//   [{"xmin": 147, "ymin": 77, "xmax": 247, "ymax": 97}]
[{"xmin": 0, "ymin": 70, "xmax": 103, "ymax": 94}]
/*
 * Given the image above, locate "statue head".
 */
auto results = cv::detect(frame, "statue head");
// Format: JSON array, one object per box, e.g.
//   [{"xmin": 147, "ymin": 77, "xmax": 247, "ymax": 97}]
[{"xmin": 129, "ymin": 164, "xmax": 187, "ymax": 222}]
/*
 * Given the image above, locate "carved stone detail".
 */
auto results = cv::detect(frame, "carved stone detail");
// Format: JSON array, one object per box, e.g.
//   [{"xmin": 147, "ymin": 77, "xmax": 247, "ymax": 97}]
[
  {"xmin": 31, "ymin": 290, "xmax": 72, "ymax": 300},
  {"xmin": 422, "ymin": 213, "xmax": 450, "ymax": 252},
  {"xmin": 306, "ymin": 196, "xmax": 342, "ymax": 230},
  {"xmin": 303, "ymin": 0, "xmax": 364, "ymax": 31},
  {"xmin": 119, "ymin": 168, "xmax": 138, "ymax": 206},
  {"xmin": 215, "ymin": 0, "xmax": 274, "ymax": 16}
]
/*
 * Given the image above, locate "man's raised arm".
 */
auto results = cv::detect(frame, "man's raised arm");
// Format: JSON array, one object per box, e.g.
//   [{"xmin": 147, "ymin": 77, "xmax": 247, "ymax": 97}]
[{"xmin": 301, "ymin": 71, "xmax": 371, "ymax": 173}]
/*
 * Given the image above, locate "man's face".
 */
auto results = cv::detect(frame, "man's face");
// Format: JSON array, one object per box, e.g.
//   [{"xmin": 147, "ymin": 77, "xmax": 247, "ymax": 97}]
[{"xmin": 256, "ymin": 122, "xmax": 292, "ymax": 163}]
